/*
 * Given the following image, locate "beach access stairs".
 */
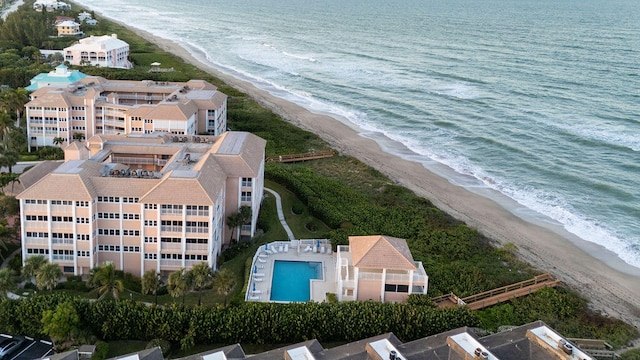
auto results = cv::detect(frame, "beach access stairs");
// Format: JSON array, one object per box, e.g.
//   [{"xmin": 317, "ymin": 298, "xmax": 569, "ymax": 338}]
[
  {"xmin": 266, "ymin": 150, "xmax": 335, "ymax": 163},
  {"xmin": 432, "ymin": 273, "xmax": 561, "ymax": 310}
]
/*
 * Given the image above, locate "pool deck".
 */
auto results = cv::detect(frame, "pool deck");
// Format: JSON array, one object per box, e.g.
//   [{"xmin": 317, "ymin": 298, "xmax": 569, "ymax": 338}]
[{"xmin": 246, "ymin": 240, "xmax": 336, "ymax": 303}]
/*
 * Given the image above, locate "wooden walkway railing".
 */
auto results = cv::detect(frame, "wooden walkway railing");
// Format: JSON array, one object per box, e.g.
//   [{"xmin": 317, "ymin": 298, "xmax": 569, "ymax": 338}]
[
  {"xmin": 462, "ymin": 273, "xmax": 560, "ymax": 310},
  {"xmin": 266, "ymin": 150, "xmax": 335, "ymax": 163},
  {"xmin": 432, "ymin": 273, "xmax": 561, "ymax": 311}
]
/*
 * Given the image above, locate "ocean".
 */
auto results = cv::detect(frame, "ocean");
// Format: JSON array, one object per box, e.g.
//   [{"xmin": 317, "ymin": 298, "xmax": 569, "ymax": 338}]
[{"xmin": 71, "ymin": 0, "xmax": 640, "ymax": 268}]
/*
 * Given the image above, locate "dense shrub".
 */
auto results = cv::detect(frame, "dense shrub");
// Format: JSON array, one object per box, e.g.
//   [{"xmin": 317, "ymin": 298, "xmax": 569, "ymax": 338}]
[
  {"xmin": 37, "ymin": 146, "xmax": 63, "ymax": 160},
  {"xmin": 219, "ymin": 242, "xmax": 251, "ymax": 264},
  {"xmin": 291, "ymin": 202, "xmax": 304, "ymax": 215},
  {"xmin": 91, "ymin": 341, "xmax": 109, "ymax": 360}
]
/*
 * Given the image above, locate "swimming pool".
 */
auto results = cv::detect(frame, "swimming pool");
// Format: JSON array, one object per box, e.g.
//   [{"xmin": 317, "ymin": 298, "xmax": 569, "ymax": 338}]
[{"xmin": 270, "ymin": 260, "xmax": 323, "ymax": 302}]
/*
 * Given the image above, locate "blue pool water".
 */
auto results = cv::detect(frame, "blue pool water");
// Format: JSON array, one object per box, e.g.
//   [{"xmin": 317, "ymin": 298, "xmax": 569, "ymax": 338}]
[{"xmin": 270, "ymin": 260, "xmax": 323, "ymax": 302}]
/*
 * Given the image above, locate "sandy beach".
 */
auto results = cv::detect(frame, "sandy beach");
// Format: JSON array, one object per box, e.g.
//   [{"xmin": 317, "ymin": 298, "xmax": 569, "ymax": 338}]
[{"xmin": 20, "ymin": 0, "xmax": 638, "ymax": 328}]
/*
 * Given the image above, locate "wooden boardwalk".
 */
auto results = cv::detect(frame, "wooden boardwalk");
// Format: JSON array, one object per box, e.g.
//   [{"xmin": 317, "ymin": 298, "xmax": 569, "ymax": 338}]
[
  {"xmin": 432, "ymin": 273, "xmax": 561, "ymax": 311},
  {"xmin": 266, "ymin": 150, "xmax": 335, "ymax": 163}
]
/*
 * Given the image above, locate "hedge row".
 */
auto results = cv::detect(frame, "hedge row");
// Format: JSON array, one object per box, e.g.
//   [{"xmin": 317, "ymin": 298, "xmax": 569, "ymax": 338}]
[{"xmin": 0, "ymin": 294, "xmax": 478, "ymax": 345}]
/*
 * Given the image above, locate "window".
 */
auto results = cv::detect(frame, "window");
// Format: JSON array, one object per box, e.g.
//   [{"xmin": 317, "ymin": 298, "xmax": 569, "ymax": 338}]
[
  {"xmin": 185, "ymin": 254, "xmax": 207, "ymax": 261},
  {"xmin": 123, "ymin": 246, "xmax": 140, "ymax": 252},
  {"xmin": 160, "ymin": 253, "xmax": 182, "ymax": 260},
  {"xmin": 384, "ymin": 284, "xmax": 409, "ymax": 293},
  {"xmin": 77, "ymin": 251, "xmax": 90, "ymax": 257},
  {"xmin": 242, "ymin": 177, "xmax": 252, "ymax": 187},
  {"xmin": 161, "ymin": 237, "xmax": 181, "ymax": 243},
  {"xmin": 144, "ymin": 220, "xmax": 157, "ymax": 226},
  {"xmin": 98, "ymin": 245, "xmax": 121, "ymax": 251},
  {"xmin": 144, "ymin": 204, "xmax": 157, "ymax": 210},
  {"xmin": 122, "ymin": 197, "xmax": 139, "ymax": 203},
  {"xmin": 186, "ymin": 205, "xmax": 208, "ymax": 217},
  {"xmin": 76, "ymin": 201, "xmax": 89, "ymax": 207},
  {"xmin": 144, "ymin": 253, "xmax": 157, "ymax": 260},
  {"xmin": 76, "ymin": 218, "xmax": 89, "ymax": 224},
  {"xmin": 161, "ymin": 204, "xmax": 182, "ymax": 215},
  {"xmin": 123, "ymin": 213, "xmax": 140, "ymax": 220},
  {"xmin": 51, "ymin": 216, "xmax": 73, "ymax": 222},
  {"xmin": 186, "ymin": 238, "xmax": 208, "ymax": 244},
  {"xmin": 98, "ymin": 229, "xmax": 120, "ymax": 236},
  {"xmin": 98, "ymin": 212, "xmax": 120, "ymax": 219},
  {"xmin": 76, "ymin": 234, "xmax": 90, "ymax": 240},
  {"xmin": 26, "ymin": 215, "xmax": 48, "ymax": 221},
  {"xmin": 98, "ymin": 196, "xmax": 120, "ymax": 203},
  {"xmin": 123, "ymin": 230, "xmax": 140, "ymax": 236},
  {"xmin": 241, "ymin": 191, "xmax": 252, "ymax": 202},
  {"xmin": 144, "ymin": 237, "xmax": 157, "ymax": 243},
  {"xmin": 27, "ymin": 248, "xmax": 49, "ymax": 254}
]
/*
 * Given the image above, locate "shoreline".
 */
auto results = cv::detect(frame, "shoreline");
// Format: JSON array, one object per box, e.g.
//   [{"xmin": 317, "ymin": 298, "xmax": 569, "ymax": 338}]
[{"xmin": 48, "ymin": 6, "xmax": 640, "ymax": 328}]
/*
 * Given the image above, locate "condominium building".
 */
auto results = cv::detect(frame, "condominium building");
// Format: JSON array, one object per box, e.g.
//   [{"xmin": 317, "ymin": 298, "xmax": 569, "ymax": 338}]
[
  {"xmin": 25, "ymin": 77, "xmax": 227, "ymax": 149},
  {"xmin": 63, "ymin": 34, "xmax": 131, "ymax": 69},
  {"xmin": 15, "ymin": 131, "xmax": 265, "ymax": 276}
]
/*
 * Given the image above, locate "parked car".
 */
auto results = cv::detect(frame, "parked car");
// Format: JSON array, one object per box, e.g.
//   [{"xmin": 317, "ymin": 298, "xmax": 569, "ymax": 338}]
[{"xmin": 0, "ymin": 336, "xmax": 25, "ymax": 359}]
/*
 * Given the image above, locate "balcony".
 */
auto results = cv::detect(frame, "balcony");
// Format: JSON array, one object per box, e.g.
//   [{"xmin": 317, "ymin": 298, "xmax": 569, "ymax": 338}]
[
  {"xmin": 25, "ymin": 238, "xmax": 48, "ymax": 246},
  {"xmin": 25, "ymin": 221, "xmax": 48, "ymax": 229},
  {"xmin": 160, "ymin": 259, "xmax": 182, "ymax": 268},
  {"xmin": 160, "ymin": 226, "xmax": 182, "ymax": 233},
  {"xmin": 186, "ymin": 243, "xmax": 208, "ymax": 251},
  {"xmin": 186, "ymin": 209, "xmax": 209, "ymax": 217},
  {"xmin": 161, "ymin": 243, "xmax": 182, "ymax": 250},
  {"xmin": 52, "ymin": 255, "xmax": 74, "ymax": 262},
  {"xmin": 186, "ymin": 226, "xmax": 208, "ymax": 234},
  {"xmin": 52, "ymin": 238, "xmax": 74, "ymax": 246}
]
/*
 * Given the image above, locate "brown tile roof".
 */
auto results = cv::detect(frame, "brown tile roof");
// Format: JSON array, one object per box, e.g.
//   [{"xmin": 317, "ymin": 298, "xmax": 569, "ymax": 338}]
[
  {"xmin": 3, "ymin": 161, "xmax": 62, "ymax": 196},
  {"xmin": 91, "ymin": 177, "xmax": 158, "ymax": 197},
  {"xmin": 212, "ymin": 132, "xmax": 266, "ymax": 177},
  {"xmin": 349, "ymin": 235, "xmax": 417, "ymax": 271},
  {"xmin": 16, "ymin": 160, "xmax": 99, "ymax": 201}
]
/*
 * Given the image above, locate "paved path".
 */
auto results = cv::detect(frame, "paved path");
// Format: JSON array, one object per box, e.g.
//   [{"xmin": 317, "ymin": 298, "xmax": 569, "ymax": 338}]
[{"xmin": 264, "ymin": 188, "xmax": 295, "ymax": 240}]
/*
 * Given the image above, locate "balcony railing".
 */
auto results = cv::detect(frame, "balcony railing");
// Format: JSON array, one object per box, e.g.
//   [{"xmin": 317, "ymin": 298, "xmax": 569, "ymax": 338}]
[
  {"xmin": 160, "ymin": 209, "xmax": 182, "ymax": 216},
  {"xmin": 25, "ymin": 238, "xmax": 48, "ymax": 246},
  {"xmin": 186, "ymin": 209, "xmax": 209, "ymax": 217},
  {"xmin": 186, "ymin": 243, "xmax": 208, "ymax": 251},
  {"xmin": 25, "ymin": 221, "xmax": 48, "ymax": 229},
  {"xmin": 52, "ymin": 238, "xmax": 74, "ymax": 245},
  {"xmin": 161, "ymin": 243, "xmax": 182, "ymax": 250},
  {"xmin": 160, "ymin": 259, "xmax": 182, "ymax": 268},
  {"xmin": 186, "ymin": 226, "xmax": 208, "ymax": 234},
  {"xmin": 52, "ymin": 255, "xmax": 74, "ymax": 262},
  {"xmin": 160, "ymin": 226, "xmax": 182, "ymax": 233}
]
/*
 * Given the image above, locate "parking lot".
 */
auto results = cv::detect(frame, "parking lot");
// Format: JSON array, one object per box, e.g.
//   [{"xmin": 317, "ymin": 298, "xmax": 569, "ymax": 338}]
[{"xmin": 0, "ymin": 334, "xmax": 53, "ymax": 360}]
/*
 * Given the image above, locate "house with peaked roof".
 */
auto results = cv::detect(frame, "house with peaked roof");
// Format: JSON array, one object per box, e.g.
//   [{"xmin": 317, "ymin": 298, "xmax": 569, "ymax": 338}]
[
  {"xmin": 16, "ymin": 132, "xmax": 265, "ymax": 276},
  {"xmin": 336, "ymin": 235, "xmax": 429, "ymax": 302},
  {"xmin": 56, "ymin": 20, "xmax": 83, "ymax": 37}
]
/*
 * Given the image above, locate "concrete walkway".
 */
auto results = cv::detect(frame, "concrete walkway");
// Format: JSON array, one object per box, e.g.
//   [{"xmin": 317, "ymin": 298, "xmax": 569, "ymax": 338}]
[{"xmin": 264, "ymin": 188, "xmax": 295, "ymax": 241}]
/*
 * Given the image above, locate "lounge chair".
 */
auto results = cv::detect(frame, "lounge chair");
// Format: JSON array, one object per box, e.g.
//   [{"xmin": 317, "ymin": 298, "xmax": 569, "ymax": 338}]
[
  {"xmin": 284, "ymin": 244, "xmax": 289, "ymax": 252},
  {"xmin": 253, "ymin": 277, "xmax": 264, "ymax": 282},
  {"xmin": 265, "ymin": 249, "xmax": 274, "ymax": 255},
  {"xmin": 327, "ymin": 247, "xmax": 332, "ymax": 255},
  {"xmin": 313, "ymin": 246, "xmax": 318, "ymax": 253},
  {"xmin": 279, "ymin": 245, "xmax": 284, "ymax": 252},
  {"xmin": 303, "ymin": 246, "xmax": 312, "ymax": 253},
  {"xmin": 249, "ymin": 295, "xmax": 261, "ymax": 300},
  {"xmin": 258, "ymin": 253, "xmax": 268, "ymax": 258},
  {"xmin": 253, "ymin": 273, "xmax": 265, "ymax": 277},
  {"xmin": 257, "ymin": 257, "xmax": 266, "ymax": 263},
  {"xmin": 256, "ymin": 265, "xmax": 265, "ymax": 269},
  {"xmin": 252, "ymin": 289, "xmax": 262, "ymax": 294},
  {"xmin": 271, "ymin": 246, "xmax": 278, "ymax": 254},
  {"xmin": 320, "ymin": 246, "xmax": 326, "ymax": 254}
]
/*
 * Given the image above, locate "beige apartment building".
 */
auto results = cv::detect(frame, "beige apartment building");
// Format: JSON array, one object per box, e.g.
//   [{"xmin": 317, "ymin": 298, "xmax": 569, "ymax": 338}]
[
  {"xmin": 15, "ymin": 131, "xmax": 265, "ymax": 276},
  {"xmin": 25, "ymin": 76, "xmax": 227, "ymax": 149}
]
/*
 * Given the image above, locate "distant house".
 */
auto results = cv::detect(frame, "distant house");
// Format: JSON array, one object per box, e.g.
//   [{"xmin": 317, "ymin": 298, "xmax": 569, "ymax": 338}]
[
  {"xmin": 77, "ymin": 11, "xmax": 98, "ymax": 26},
  {"xmin": 63, "ymin": 34, "xmax": 132, "ymax": 69},
  {"xmin": 56, "ymin": 20, "xmax": 83, "ymax": 37},
  {"xmin": 25, "ymin": 64, "xmax": 88, "ymax": 92},
  {"xmin": 77, "ymin": 11, "xmax": 92, "ymax": 21},
  {"xmin": 336, "ymin": 235, "xmax": 429, "ymax": 302},
  {"xmin": 33, "ymin": 0, "xmax": 71, "ymax": 11}
]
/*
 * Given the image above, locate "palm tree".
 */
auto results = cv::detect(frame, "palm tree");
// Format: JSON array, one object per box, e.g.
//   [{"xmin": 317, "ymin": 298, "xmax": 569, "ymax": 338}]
[
  {"xmin": 0, "ymin": 268, "xmax": 16, "ymax": 298},
  {"xmin": 142, "ymin": 269, "xmax": 163, "ymax": 305},
  {"xmin": 0, "ymin": 88, "xmax": 28, "ymax": 124},
  {"xmin": 227, "ymin": 206, "xmax": 251, "ymax": 244},
  {"xmin": 72, "ymin": 132, "xmax": 85, "ymax": 142},
  {"xmin": 213, "ymin": 268, "xmax": 236, "ymax": 305},
  {"xmin": 36, "ymin": 263, "xmax": 62, "ymax": 291},
  {"xmin": 167, "ymin": 268, "xmax": 188, "ymax": 304},
  {"xmin": 89, "ymin": 263, "xmax": 124, "ymax": 300},
  {"xmin": 52, "ymin": 137, "xmax": 64, "ymax": 146},
  {"xmin": 187, "ymin": 262, "xmax": 212, "ymax": 306},
  {"xmin": 23, "ymin": 254, "xmax": 47, "ymax": 283}
]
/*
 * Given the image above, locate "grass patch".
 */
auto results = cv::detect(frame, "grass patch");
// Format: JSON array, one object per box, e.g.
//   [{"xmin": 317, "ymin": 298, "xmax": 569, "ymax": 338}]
[{"xmin": 105, "ymin": 340, "xmax": 148, "ymax": 358}]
